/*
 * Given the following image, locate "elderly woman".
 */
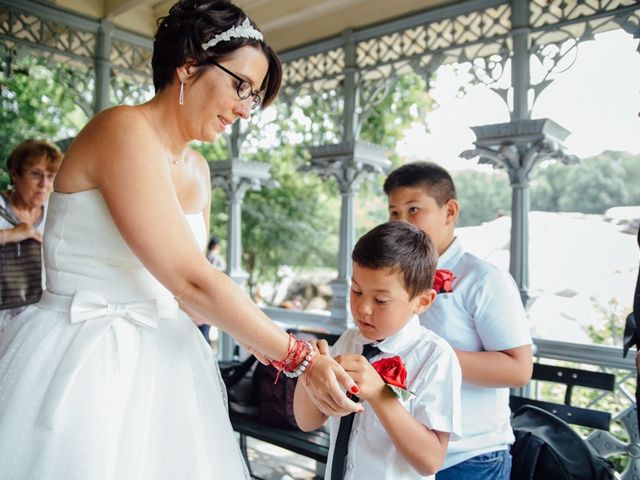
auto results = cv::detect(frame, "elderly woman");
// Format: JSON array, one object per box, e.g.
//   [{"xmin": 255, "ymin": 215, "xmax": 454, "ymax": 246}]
[{"xmin": 0, "ymin": 139, "xmax": 62, "ymax": 331}]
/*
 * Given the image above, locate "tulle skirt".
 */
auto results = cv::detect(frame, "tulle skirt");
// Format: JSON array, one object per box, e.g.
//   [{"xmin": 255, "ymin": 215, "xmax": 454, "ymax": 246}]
[{"xmin": 0, "ymin": 296, "xmax": 249, "ymax": 479}]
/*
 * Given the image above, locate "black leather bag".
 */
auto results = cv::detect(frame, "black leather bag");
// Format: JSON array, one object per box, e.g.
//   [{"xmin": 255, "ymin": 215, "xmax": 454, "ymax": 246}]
[
  {"xmin": 0, "ymin": 204, "xmax": 43, "ymax": 310},
  {"xmin": 511, "ymin": 405, "xmax": 616, "ymax": 480}
]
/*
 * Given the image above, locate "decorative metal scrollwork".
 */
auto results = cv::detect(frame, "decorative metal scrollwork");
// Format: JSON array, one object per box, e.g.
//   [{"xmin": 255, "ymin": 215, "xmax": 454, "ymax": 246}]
[
  {"xmin": 283, "ymin": 48, "xmax": 344, "ymax": 90},
  {"xmin": 278, "ymin": 78, "xmax": 344, "ymax": 146},
  {"xmin": 530, "ymin": 0, "xmax": 638, "ymax": 29},
  {"xmin": 528, "ymin": 27, "xmax": 585, "ymax": 109},
  {"xmin": 588, "ymin": 405, "xmax": 640, "ymax": 480},
  {"xmin": 110, "ymin": 74, "xmax": 153, "ymax": 107},
  {"xmin": 55, "ymin": 64, "xmax": 94, "ymax": 118},
  {"xmin": 357, "ymin": 75, "xmax": 394, "ymax": 137},
  {"xmin": 0, "ymin": 5, "xmax": 95, "ymax": 61},
  {"xmin": 110, "ymin": 39, "xmax": 152, "ymax": 80}
]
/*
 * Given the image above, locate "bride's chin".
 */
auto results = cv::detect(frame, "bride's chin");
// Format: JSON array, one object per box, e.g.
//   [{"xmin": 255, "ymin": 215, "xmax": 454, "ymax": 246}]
[{"xmin": 200, "ymin": 130, "xmax": 218, "ymax": 142}]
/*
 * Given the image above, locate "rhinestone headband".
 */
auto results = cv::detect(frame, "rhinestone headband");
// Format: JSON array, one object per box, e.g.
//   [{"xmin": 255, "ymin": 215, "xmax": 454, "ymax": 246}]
[{"xmin": 201, "ymin": 18, "xmax": 263, "ymax": 51}]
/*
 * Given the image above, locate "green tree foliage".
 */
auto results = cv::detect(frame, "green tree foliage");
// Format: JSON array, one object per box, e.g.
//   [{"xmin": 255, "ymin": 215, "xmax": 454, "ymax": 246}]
[
  {"xmin": 531, "ymin": 151, "xmax": 639, "ymax": 214},
  {"xmin": 241, "ymin": 146, "xmax": 339, "ymax": 298},
  {"xmin": 452, "ymin": 169, "xmax": 511, "ymax": 226},
  {"xmin": 446, "ymin": 150, "xmax": 640, "ymax": 227},
  {"xmin": 359, "ymin": 75, "xmax": 432, "ymax": 149},
  {"xmin": 0, "ymin": 57, "xmax": 87, "ymax": 189}
]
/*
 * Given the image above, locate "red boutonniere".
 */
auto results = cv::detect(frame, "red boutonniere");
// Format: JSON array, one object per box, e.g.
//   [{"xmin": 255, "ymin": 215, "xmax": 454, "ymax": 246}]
[
  {"xmin": 371, "ymin": 356, "xmax": 415, "ymax": 402},
  {"xmin": 433, "ymin": 269, "xmax": 456, "ymax": 294}
]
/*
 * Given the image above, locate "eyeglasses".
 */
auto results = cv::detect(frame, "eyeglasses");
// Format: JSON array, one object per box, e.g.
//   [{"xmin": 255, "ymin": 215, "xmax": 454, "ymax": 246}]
[
  {"xmin": 210, "ymin": 61, "xmax": 262, "ymax": 111},
  {"xmin": 26, "ymin": 169, "xmax": 55, "ymax": 183}
]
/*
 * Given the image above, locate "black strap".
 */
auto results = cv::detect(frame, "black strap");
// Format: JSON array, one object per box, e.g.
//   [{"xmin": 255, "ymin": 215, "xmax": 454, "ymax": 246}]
[
  {"xmin": 0, "ymin": 201, "xmax": 18, "ymax": 226},
  {"xmin": 511, "ymin": 431, "xmax": 542, "ymax": 480},
  {"xmin": 330, "ymin": 343, "xmax": 381, "ymax": 480}
]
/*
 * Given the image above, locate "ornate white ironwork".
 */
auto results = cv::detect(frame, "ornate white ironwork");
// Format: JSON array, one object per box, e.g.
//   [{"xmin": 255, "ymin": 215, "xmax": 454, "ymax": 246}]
[
  {"xmin": 110, "ymin": 75, "xmax": 154, "ymax": 107},
  {"xmin": 110, "ymin": 38, "xmax": 152, "ymax": 82},
  {"xmin": 530, "ymin": 0, "xmax": 639, "ymax": 29},
  {"xmin": 56, "ymin": 64, "xmax": 94, "ymax": 117},
  {"xmin": 282, "ymin": 48, "xmax": 345, "ymax": 90},
  {"xmin": 0, "ymin": 4, "xmax": 95, "ymax": 62}
]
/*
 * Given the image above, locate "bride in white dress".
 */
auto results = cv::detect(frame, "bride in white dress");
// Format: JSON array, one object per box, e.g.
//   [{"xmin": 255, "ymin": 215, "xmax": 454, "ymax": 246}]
[{"xmin": 0, "ymin": 1, "xmax": 361, "ymax": 478}]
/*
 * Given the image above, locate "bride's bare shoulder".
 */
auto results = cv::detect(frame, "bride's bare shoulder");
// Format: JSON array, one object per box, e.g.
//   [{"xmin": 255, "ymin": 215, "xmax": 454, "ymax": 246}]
[
  {"xmin": 82, "ymin": 105, "xmax": 150, "ymax": 137},
  {"xmin": 68, "ymin": 105, "xmax": 160, "ymax": 158}
]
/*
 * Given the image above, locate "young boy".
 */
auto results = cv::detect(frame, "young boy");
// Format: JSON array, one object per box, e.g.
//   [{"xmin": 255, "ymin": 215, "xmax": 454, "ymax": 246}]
[
  {"xmin": 383, "ymin": 162, "xmax": 533, "ymax": 479},
  {"xmin": 294, "ymin": 221, "xmax": 462, "ymax": 480}
]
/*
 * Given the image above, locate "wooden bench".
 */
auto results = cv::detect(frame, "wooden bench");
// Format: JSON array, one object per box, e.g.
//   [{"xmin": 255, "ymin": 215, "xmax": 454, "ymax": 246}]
[
  {"xmin": 510, "ymin": 362, "xmax": 616, "ymax": 430},
  {"xmin": 232, "ymin": 411, "xmax": 330, "ymax": 478}
]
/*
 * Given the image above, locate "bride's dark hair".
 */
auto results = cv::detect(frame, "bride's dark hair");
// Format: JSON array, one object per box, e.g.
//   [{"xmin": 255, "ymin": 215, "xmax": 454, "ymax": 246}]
[{"xmin": 152, "ymin": 0, "xmax": 282, "ymax": 108}]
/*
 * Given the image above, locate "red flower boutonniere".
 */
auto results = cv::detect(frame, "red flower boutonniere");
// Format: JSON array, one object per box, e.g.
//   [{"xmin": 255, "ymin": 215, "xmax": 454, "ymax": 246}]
[
  {"xmin": 433, "ymin": 269, "xmax": 456, "ymax": 294},
  {"xmin": 371, "ymin": 356, "xmax": 415, "ymax": 402}
]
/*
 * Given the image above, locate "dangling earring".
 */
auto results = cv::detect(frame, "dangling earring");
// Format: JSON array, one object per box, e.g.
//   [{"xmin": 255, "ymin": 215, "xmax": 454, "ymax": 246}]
[{"xmin": 179, "ymin": 80, "xmax": 184, "ymax": 105}]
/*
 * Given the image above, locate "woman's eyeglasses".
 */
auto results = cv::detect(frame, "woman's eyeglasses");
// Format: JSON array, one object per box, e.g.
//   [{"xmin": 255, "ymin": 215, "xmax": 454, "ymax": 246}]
[
  {"xmin": 26, "ymin": 169, "xmax": 55, "ymax": 183},
  {"xmin": 210, "ymin": 61, "xmax": 262, "ymax": 111}
]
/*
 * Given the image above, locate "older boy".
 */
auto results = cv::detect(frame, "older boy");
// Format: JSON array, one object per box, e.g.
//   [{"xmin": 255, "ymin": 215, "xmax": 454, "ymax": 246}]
[
  {"xmin": 384, "ymin": 162, "xmax": 532, "ymax": 480},
  {"xmin": 294, "ymin": 221, "xmax": 462, "ymax": 480}
]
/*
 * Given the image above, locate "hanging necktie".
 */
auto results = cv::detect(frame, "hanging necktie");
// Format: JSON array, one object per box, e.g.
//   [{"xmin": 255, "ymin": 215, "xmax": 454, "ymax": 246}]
[{"xmin": 330, "ymin": 343, "xmax": 381, "ymax": 480}]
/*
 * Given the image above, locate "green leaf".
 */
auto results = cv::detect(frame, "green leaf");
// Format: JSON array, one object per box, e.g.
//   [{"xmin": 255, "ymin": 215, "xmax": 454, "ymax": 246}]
[{"xmin": 387, "ymin": 384, "xmax": 415, "ymax": 402}]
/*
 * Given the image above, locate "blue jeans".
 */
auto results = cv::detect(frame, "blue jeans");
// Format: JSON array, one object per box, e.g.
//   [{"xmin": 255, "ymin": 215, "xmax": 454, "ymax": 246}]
[{"xmin": 436, "ymin": 450, "xmax": 511, "ymax": 480}]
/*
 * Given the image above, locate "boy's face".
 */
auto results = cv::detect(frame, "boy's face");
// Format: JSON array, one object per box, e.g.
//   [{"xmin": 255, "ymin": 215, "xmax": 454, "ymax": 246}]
[
  {"xmin": 387, "ymin": 186, "xmax": 457, "ymax": 256},
  {"xmin": 350, "ymin": 263, "xmax": 435, "ymax": 341}
]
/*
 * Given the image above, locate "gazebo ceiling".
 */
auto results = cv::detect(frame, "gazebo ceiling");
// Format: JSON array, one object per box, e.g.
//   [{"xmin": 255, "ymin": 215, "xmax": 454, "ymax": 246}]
[{"xmin": 47, "ymin": 0, "xmax": 454, "ymax": 53}]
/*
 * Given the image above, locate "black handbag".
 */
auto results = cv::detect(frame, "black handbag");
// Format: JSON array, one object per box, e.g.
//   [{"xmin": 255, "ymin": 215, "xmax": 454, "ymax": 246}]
[{"xmin": 0, "ymin": 202, "xmax": 43, "ymax": 309}]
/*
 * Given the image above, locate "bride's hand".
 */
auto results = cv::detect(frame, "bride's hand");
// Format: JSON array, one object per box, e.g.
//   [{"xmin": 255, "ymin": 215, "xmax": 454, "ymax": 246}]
[{"xmin": 303, "ymin": 354, "xmax": 362, "ymax": 417}]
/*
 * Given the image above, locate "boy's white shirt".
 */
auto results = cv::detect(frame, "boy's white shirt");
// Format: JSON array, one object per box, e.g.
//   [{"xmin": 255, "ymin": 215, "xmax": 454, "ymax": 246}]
[
  {"xmin": 325, "ymin": 316, "xmax": 462, "ymax": 480},
  {"xmin": 420, "ymin": 237, "xmax": 532, "ymax": 469}
]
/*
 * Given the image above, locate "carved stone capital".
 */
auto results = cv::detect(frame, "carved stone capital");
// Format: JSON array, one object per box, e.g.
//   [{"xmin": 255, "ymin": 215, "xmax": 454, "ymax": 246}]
[
  {"xmin": 304, "ymin": 141, "xmax": 390, "ymax": 193},
  {"xmin": 209, "ymin": 158, "xmax": 276, "ymax": 200},
  {"xmin": 461, "ymin": 119, "xmax": 578, "ymax": 185}
]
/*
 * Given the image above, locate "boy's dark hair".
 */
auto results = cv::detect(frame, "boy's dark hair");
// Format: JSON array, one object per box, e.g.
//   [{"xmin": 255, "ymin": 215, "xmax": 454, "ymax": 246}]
[
  {"xmin": 153, "ymin": 0, "xmax": 282, "ymax": 107},
  {"xmin": 383, "ymin": 161, "xmax": 457, "ymax": 207},
  {"xmin": 352, "ymin": 222, "xmax": 437, "ymax": 299}
]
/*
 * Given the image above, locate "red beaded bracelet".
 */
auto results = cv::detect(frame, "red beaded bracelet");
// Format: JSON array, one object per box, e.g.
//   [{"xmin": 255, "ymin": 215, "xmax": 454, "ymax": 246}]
[{"xmin": 270, "ymin": 333, "xmax": 314, "ymax": 382}]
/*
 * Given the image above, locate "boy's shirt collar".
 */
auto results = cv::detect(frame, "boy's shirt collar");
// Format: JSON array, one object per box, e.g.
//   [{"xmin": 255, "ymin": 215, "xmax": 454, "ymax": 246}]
[
  {"xmin": 438, "ymin": 236, "xmax": 464, "ymax": 270},
  {"xmin": 354, "ymin": 315, "xmax": 422, "ymax": 355}
]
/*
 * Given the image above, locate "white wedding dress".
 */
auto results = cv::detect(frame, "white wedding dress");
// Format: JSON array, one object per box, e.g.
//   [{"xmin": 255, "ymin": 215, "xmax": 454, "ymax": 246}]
[{"xmin": 0, "ymin": 189, "xmax": 249, "ymax": 479}]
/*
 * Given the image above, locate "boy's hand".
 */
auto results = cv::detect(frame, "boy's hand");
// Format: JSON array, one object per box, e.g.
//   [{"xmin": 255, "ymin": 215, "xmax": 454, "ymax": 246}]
[{"xmin": 335, "ymin": 354, "xmax": 387, "ymax": 402}]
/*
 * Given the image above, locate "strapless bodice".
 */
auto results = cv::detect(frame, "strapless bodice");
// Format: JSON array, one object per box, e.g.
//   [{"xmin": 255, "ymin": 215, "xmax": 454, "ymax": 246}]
[{"xmin": 43, "ymin": 189, "xmax": 207, "ymax": 303}]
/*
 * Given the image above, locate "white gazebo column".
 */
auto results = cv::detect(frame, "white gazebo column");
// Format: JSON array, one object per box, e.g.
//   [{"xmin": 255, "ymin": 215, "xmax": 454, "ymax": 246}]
[
  {"xmin": 511, "ymin": 0, "xmax": 530, "ymax": 122},
  {"xmin": 304, "ymin": 32, "xmax": 390, "ymax": 329},
  {"xmin": 94, "ymin": 19, "xmax": 113, "ymax": 114},
  {"xmin": 305, "ymin": 142, "xmax": 390, "ymax": 328},
  {"xmin": 209, "ymin": 128, "xmax": 274, "ymax": 360},
  {"xmin": 461, "ymin": 119, "xmax": 578, "ymax": 306}
]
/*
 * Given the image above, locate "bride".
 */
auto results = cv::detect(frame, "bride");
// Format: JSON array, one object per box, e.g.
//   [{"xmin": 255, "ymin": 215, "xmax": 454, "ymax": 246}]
[{"xmin": 0, "ymin": 1, "xmax": 360, "ymax": 478}]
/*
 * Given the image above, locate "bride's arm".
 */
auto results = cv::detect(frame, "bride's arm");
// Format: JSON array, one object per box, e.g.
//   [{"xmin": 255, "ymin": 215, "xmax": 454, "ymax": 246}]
[{"xmin": 59, "ymin": 108, "xmax": 359, "ymax": 416}]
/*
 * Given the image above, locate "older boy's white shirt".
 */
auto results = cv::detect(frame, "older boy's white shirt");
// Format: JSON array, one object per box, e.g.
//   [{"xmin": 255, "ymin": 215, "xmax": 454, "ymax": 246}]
[
  {"xmin": 325, "ymin": 316, "xmax": 462, "ymax": 480},
  {"xmin": 420, "ymin": 237, "xmax": 532, "ymax": 469}
]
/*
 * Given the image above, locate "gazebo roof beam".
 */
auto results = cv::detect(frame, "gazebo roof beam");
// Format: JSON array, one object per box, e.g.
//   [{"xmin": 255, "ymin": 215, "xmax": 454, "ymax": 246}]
[{"xmin": 105, "ymin": 0, "xmax": 149, "ymax": 19}]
